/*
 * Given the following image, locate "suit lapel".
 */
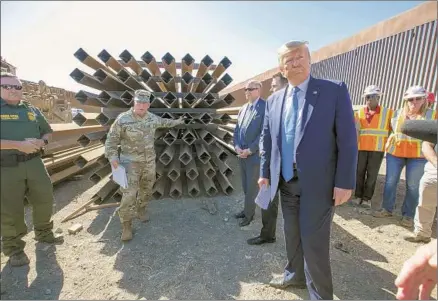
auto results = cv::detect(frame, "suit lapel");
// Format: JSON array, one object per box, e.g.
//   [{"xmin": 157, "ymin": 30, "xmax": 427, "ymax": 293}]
[
  {"xmin": 247, "ymin": 99, "xmax": 260, "ymax": 127},
  {"xmin": 297, "ymin": 76, "xmax": 320, "ymax": 147},
  {"xmin": 277, "ymin": 87, "xmax": 289, "ymax": 147}
]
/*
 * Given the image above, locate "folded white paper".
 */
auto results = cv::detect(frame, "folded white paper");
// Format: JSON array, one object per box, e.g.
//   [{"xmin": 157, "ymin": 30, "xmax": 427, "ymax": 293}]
[
  {"xmin": 111, "ymin": 164, "xmax": 128, "ymax": 189},
  {"xmin": 255, "ymin": 184, "xmax": 271, "ymax": 210}
]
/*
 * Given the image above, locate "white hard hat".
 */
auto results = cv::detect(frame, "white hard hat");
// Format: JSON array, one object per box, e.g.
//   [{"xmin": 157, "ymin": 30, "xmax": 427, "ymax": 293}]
[
  {"xmin": 362, "ymin": 85, "xmax": 382, "ymax": 97},
  {"xmin": 403, "ymin": 85, "xmax": 427, "ymax": 100}
]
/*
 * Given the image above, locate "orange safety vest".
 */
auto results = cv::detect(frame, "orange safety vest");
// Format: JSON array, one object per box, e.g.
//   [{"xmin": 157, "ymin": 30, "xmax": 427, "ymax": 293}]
[
  {"xmin": 355, "ymin": 106, "xmax": 393, "ymax": 152},
  {"xmin": 386, "ymin": 108, "xmax": 437, "ymax": 158}
]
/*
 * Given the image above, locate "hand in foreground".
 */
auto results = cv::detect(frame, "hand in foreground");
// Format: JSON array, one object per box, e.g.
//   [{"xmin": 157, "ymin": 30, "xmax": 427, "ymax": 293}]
[
  {"xmin": 111, "ymin": 160, "xmax": 119, "ymax": 169},
  {"xmin": 26, "ymin": 138, "xmax": 45, "ymax": 148},
  {"xmin": 258, "ymin": 178, "xmax": 269, "ymax": 190},
  {"xmin": 333, "ymin": 187, "xmax": 352, "ymax": 206},
  {"xmin": 237, "ymin": 149, "xmax": 251, "ymax": 158},
  {"xmin": 395, "ymin": 240, "xmax": 437, "ymax": 300},
  {"xmin": 18, "ymin": 141, "xmax": 41, "ymax": 154},
  {"xmin": 235, "ymin": 146, "xmax": 242, "ymax": 154}
]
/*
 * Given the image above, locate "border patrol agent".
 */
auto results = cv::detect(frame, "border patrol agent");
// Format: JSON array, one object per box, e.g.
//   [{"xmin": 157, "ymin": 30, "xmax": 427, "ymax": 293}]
[
  {"xmin": 0, "ymin": 72, "xmax": 63, "ymax": 267},
  {"xmin": 105, "ymin": 89, "xmax": 184, "ymax": 241}
]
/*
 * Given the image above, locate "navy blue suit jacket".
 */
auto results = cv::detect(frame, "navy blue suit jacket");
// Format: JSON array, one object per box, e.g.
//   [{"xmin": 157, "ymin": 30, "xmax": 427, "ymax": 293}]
[
  {"xmin": 260, "ymin": 76, "xmax": 358, "ymax": 202},
  {"xmin": 233, "ymin": 98, "xmax": 266, "ymax": 155}
]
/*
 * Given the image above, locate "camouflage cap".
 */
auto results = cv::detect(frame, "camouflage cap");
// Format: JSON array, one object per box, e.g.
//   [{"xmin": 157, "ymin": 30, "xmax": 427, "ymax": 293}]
[{"xmin": 133, "ymin": 89, "xmax": 151, "ymax": 103}]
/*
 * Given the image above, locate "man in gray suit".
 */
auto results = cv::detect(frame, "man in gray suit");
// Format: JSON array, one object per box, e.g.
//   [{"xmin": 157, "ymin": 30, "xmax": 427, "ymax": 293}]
[{"xmin": 233, "ymin": 80, "xmax": 266, "ymax": 227}]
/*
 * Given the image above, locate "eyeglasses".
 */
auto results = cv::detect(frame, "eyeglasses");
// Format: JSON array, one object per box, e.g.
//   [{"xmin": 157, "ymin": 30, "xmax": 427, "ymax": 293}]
[
  {"xmin": 244, "ymin": 88, "xmax": 258, "ymax": 92},
  {"xmin": 406, "ymin": 97, "xmax": 424, "ymax": 102},
  {"xmin": 1, "ymin": 84, "xmax": 23, "ymax": 90}
]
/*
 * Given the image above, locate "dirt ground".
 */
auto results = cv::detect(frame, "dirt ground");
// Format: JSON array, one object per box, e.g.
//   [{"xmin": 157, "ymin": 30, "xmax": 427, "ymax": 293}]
[{"xmin": 1, "ymin": 157, "xmax": 436, "ymax": 300}]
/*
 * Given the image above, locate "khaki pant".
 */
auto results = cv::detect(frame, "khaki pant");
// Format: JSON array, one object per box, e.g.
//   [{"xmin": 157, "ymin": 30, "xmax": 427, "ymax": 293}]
[
  {"xmin": 414, "ymin": 163, "xmax": 437, "ymax": 237},
  {"xmin": 118, "ymin": 160, "xmax": 155, "ymax": 222}
]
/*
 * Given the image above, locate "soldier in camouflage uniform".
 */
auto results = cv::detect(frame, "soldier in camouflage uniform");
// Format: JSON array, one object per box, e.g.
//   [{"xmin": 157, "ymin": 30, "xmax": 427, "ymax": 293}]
[{"xmin": 105, "ymin": 89, "xmax": 184, "ymax": 241}]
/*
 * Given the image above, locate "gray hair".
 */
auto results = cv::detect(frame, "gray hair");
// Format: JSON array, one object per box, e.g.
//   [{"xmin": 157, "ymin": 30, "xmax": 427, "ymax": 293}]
[
  {"xmin": 277, "ymin": 40, "xmax": 311, "ymax": 65},
  {"xmin": 246, "ymin": 80, "xmax": 262, "ymax": 89}
]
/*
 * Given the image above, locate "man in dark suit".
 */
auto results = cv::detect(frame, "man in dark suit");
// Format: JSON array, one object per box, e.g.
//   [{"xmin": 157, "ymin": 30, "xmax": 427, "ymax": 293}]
[
  {"xmin": 247, "ymin": 72, "xmax": 288, "ymax": 245},
  {"xmin": 259, "ymin": 40, "xmax": 358, "ymax": 300},
  {"xmin": 233, "ymin": 80, "xmax": 266, "ymax": 227}
]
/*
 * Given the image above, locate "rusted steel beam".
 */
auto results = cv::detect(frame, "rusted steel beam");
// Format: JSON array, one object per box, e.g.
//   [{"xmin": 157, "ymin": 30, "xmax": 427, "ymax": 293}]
[
  {"xmin": 214, "ymin": 172, "xmax": 234, "ymax": 195},
  {"xmin": 194, "ymin": 93, "xmax": 236, "ymax": 109},
  {"xmin": 187, "ymin": 177, "xmax": 201, "ymax": 197},
  {"xmin": 169, "ymin": 177, "xmax": 182, "ymax": 199},
  {"xmin": 198, "ymin": 160, "xmax": 216, "ymax": 178},
  {"xmin": 74, "ymin": 48, "xmax": 116, "ymax": 76},
  {"xmin": 194, "ymin": 143, "xmax": 211, "ymax": 164},
  {"xmin": 139, "ymin": 68, "xmax": 163, "ymax": 92},
  {"xmin": 196, "ymin": 129, "xmax": 216, "ymax": 145},
  {"xmin": 77, "ymin": 130, "xmax": 107, "ymax": 148},
  {"xmin": 89, "ymin": 163, "xmax": 112, "ymax": 184},
  {"xmin": 93, "ymin": 68, "xmax": 133, "ymax": 92},
  {"xmin": 161, "ymin": 71, "xmax": 177, "ymax": 93},
  {"xmin": 159, "ymin": 145, "xmax": 176, "ymax": 166},
  {"xmin": 70, "ymin": 68, "xmax": 107, "ymax": 91},
  {"xmin": 75, "ymin": 90, "xmax": 105, "ymax": 107},
  {"xmin": 116, "ymin": 68, "xmax": 147, "ymax": 91},
  {"xmin": 141, "ymin": 51, "xmax": 167, "ymax": 92},
  {"xmin": 213, "ymin": 135, "xmax": 237, "ymax": 155},
  {"xmin": 162, "ymin": 52, "xmax": 177, "ymax": 77},
  {"xmin": 211, "ymin": 57, "xmax": 232, "ymax": 80},
  {"xmin": 72, "ymin": 112, "xmax": 100, "ymax": 127},
  {"xmin": 97, "ymin": 156, "xmax": 108, "ymax": 167},
  {"xmin": 208, "ymin": 74, "xmax": 233, "ymax": 94},
  {"xmin": 167, "ymin": 157, "xmax": 181, "ymax": 182},
  {"xmin": 201, "ymin": 175, "xmax": 218, "ymax": 197},
  {"xmin": 43, "ymin": 138, "xmax": 81, "ymax": 155},
  {"xmin": 156, "ymin": 161, "xmax": 165, "ymax": 180},
  {"xmin": 179, "ymin": 143, "xmax": 193, "ymax": 165},
  {"xmin": 181, "ymin": 72, "xmax": 194, "ymax": 94},
  {"xmin": 50, "ymin": 124, "xmax": 107, "ymax": 141},
  {"xmin": 111, "ymin": 189, "xmax": 123, "ymax": 203},
  {"xmin": 92, "ymin": 178, "xmax": 119, "ymax": 205},
  {"xmin": 163, "ymin": 129, "xmax": 179, "ymax": 146},
  {"xmin": 216, "ymin": 105, "xmax": 240, "ymax": 114},
  {"xmin": 211, "ymin": 156, "xmax": 233, "ymax": 177},
  {"xmin": 45, "ymin": 144, "xmax": 101, "ymax": 171},
  {"xmin": 74, "ymin": 146, "xmax": 105, "ymax": 168},
  {"xmin": 119, "ymin": 49, "xmax": 143, "ymax": 75},
  {"xmin": 185, "ymin": 159, "xmax": 199, "ymax": 180},
  {"xmin": 195, "ymin": 73, "xmax": 214, "ymax": 94},
  {"xmin": 96, "ymin": 110, "xmax": 120, "ymax": 126},
  {"xmin": 152, "ymin": 176, "xmax": 168, "ymax": 200},
  {"xmin": 191, "ymin": 55, "xmax": 214, "ymax": 93},
  {"xmin": 210, "ymin": 142, "xmax": 229, "ymax": 162},
  {"xmin": 210, "ymin": 128, "xmax": 233, "ymax": 144},
  {"xmin": 182, "ymin": 92, "xmax": 196, "ymax": 108},
  {"xmin": 98, "ymin": 91, "xmax": 131, "ymax": 108},
  {"xmin": 181, "ymin": 128, "xmax": 196, "ymax": 145},
  {"xmin": 98, "ymin": 49, "xmax": 124, "ymax": 73},
  {"xmin": 181, "ymin": 53, "xmax": 195, "ymax": 76},
  {"xmin": 211, "ymin": 113, "xmax": 232, "ymax": 125}
]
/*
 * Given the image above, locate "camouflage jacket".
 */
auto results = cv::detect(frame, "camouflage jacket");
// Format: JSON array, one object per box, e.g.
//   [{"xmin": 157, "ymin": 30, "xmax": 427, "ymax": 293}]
[{"xmin": 105, "ymin": 108, "xmax": 183, "ymax": 162}]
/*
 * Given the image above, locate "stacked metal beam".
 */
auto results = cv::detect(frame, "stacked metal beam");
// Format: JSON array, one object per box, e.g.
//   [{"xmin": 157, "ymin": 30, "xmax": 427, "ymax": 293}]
[{"xmin": 70, "ymin": 48, "xmax": 237, "ymax": 200}]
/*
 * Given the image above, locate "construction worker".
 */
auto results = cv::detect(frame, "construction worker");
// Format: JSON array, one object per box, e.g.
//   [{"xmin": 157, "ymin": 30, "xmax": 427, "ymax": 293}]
[
  {"xmin": 104, "ymin": 89, "xmax": 184, "ymax": 241},
  {"xmin": 0, "ymin": 72, "xmax": 63, "ymax": 267},
  {"xmin": 352, "ymin": 85, "xmax": 392, "ymax": 208},
  {"xmin": 373, "ymin": 85, "xmax": 437, "ymax": 228}
]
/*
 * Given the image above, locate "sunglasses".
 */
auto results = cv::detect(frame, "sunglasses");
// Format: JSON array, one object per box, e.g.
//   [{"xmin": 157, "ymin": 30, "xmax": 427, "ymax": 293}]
[
  {"xmin": 244, "ymin": 88, "xmax": 258, "ymax": 92},
  {"xmin": 1, "ymin": 84, "xmax": 23, "ymax": 90},
  {"xmin": 406, "ymin": 97, "xmax": 424, "ymax": 102}
]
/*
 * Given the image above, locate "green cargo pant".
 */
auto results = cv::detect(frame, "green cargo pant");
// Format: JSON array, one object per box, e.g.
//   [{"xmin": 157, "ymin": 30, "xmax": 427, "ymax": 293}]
[
  {"xmin": 0, "ymin": 157, "xmax": 55, "ymax": 256},
  {"xmin": 118, "ymin": 160, "xmax": 155, "ymax": 223}
]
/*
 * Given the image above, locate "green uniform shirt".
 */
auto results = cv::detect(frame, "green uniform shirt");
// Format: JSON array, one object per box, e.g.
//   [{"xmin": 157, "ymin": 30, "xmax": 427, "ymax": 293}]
[
  {"xmin": 105, "ymin": 108, "xmax": 184, "ymax": 163},
  {"xmin": 0, "ymin": 98, "xmax": 53, "ymax": 155}
]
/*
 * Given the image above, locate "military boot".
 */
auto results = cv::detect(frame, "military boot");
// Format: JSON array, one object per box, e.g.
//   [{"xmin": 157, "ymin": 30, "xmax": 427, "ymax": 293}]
[
  {"xmin": 137, "ymin": 207, "xmax": 150, "ymax": 223},
  {"xmin": 9, "ymin": 251, "xmax": 30, "ymax": 267},
  {"xmin": 36, "ymin": 233, "xmax": 64, "ymax": 244},
  {"xmin": 121, "ymin": 221, "xmax": 133, "ymax": 241}
]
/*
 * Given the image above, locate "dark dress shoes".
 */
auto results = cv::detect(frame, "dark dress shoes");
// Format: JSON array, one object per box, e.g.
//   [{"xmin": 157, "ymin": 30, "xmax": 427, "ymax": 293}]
[
  {"xmin": 234, "ymin": 211, "xmax": 245, "ymax": 219},
  {"xmin": 247, "ymin": 236, "xmax": 276, "ymax": 245},
  {"xmin": 239, "ymin": 216, "xmax": 253, "ymax": 227},
  {"xmin": 269, "ymin": 275, "xmax": 306, "ymax": 289}
]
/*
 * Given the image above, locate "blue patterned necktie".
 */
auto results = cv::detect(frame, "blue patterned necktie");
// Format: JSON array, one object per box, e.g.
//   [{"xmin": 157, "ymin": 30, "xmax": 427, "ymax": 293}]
[{"xmin": 281, "ymin": 87, "xmax": 300, "ymax": 181}]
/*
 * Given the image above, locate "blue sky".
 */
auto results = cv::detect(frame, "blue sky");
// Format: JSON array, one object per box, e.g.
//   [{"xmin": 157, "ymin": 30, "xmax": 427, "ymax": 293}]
[{"xmin": 1, "ymin": 1, "xmax": 424, "ymax": 93}]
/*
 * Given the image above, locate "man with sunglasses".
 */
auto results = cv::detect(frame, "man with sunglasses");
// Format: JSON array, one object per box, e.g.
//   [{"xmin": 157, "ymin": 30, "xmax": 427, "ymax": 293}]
[
  {"xmin": 233, "ymin": 80, "xmax": 266, "ymax": 227},
  {"xmin": 0, "ymin": 72, "xmax": 63, "ymax": 267},
  {"xmin": 352, "ymin": 85, "xmax": 393, "ymax": 208}
]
